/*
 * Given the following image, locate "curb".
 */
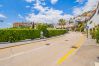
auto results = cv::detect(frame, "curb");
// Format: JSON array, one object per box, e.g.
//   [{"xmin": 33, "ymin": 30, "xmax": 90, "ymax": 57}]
[{"xmin": 0, "ymin": 34, "xmax": 67, "ymax": 49}]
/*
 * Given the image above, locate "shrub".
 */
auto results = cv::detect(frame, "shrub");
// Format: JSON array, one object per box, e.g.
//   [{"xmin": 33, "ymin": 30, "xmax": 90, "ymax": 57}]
[
  {"xmin": 0, "ymin": 29, "xmax": 40, "ymax": 42},
  {"xmin": 96, "ymin": 29, "xmax": 99, "ymax": 43},
  {"xmin": 0, "ymin": 29, "xmax": 67, "ymax": 43},
  {"xmin": 36, "ymin": 23, "xmax": 48, "ymax": 31},
  {"xmin": 90, "ymin": 27, "xmax": 99, "ymax": 43},
  {"xmin": 36, "ymin": 23, "xmax": 48, "ymax": 37},
  {"xmin": 46, "ymin": 29, "xmax": 67, "ymax": 37}
]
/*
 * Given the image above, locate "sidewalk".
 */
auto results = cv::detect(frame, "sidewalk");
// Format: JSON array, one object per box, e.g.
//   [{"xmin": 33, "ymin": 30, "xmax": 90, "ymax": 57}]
[{"xmin": 61, "ymin": 35, "xmax": 99, "ymax": 66}]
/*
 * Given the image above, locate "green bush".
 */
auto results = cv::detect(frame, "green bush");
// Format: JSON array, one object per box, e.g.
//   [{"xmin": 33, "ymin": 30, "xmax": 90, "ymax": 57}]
[
  {"xmin": 90, "ymin": 27, "xmax": 99, "ymax": 43},
  {"xmin": 0, "ymin": 29, "xmax": 40, "ymax": 42},
  {"xmin": 96, "ymin": 30, "xmax": 99, "ymax": 43},
  {"xmin": 46, "ymin": 29, "xmax": 67, "ymax": 37},
  {"xmin": 0, "ymin": 29, "xmax": 67, "ymax": 43},
  {"xmin": 36, "ymin": 23, "xmax": 48, "ymax": 31}
]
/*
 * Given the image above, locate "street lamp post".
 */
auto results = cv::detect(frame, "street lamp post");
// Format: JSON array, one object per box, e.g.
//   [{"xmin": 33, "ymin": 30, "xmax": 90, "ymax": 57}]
[
  {"xmin": 85, "ymin": 18, "xmax": 89, "ymax": 38},
  {"xmin": 86, "ymin": 25, "xmax": 88, "ymax": 38}
]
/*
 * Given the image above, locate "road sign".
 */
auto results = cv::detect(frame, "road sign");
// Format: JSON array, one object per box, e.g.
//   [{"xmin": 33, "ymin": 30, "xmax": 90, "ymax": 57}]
[{"xmin": 86, "ymin": 26, "xmax": 89, "ymax": 29}]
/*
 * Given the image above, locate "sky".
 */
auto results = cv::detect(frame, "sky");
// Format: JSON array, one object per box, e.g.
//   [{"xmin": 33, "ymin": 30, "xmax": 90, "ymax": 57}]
[{"xmin": 0, "ymin": 0, "xmax": 99, "ymax": 28}]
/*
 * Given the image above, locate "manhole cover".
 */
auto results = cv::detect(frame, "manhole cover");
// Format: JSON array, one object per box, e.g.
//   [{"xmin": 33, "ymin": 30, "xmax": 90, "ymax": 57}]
[
  {"xmin": 65, "ymin": 40, "xmax": 68, "ymax": 41},
  {"xmin": 97, "ymin": 57, "xmax": 99, "ymax": 60},
  {"xmin": 45, "ymin": 43, "xmax": 50, "ymax": 45},
  {"xmin": 71, "ymin": 46, "xmax": 78, "ymax": 49}
]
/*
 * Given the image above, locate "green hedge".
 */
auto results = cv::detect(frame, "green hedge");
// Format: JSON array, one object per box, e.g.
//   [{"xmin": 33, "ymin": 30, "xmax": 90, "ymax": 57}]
[
  {"xmin": 90, "ymin": 28, "xmax": 99, "ymax": 43},
  {"xmin": 45, "ymin": 29, "xmax": 67, "ymax": 37},
  {"xmin": 0, "ymin": 29, "xmax": 40, "ymax": 42},
  {"xmin": 0, "ymin": 29, "xmax": 67, "ymax": 43},
  {"xmin": 96, "ymin": 30, "xmax": 99, "ymax": 43}
]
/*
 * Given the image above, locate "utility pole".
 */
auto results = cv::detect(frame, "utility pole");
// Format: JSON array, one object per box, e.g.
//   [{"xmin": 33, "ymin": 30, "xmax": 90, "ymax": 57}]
[{"xmin": 86, "ymin": 25, "xmax": 88, "ymax": 38}]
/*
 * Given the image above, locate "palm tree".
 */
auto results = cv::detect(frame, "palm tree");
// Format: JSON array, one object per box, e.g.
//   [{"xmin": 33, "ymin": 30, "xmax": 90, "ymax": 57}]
[{"xmin": 58, "ymin": 19, "xmax": 66, "ymax": 29}]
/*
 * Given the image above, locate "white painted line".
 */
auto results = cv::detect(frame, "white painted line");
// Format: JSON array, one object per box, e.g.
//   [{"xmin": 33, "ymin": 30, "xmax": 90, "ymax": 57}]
[
  {"xmin": 0, "ymin": 46, "xmax": 47, "ymax": 61},
  {"xmin": 0, "ymin": 42, "xmax": 60, "ymax": 61}
]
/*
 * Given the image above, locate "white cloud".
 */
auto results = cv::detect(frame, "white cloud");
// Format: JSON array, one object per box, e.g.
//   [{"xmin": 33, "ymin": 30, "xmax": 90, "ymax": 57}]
[
  {"xmin": 26, "ymin": 5, "xmax": 30, "ymax": 8},
  {"xmin": 76, "ymin": 0, "xmax": 85, "ymax": 4},
  {"xmin": 25, "ymin": 0, "xmax": 33, "ymax": 3},
  {"xmin": 45, "ymin": 8, "xmax": 63, "ymax": 15},
  {"xmin": 25, "ymin": 13, "xmax": 72, "ymax": 23},
  {"xmin": 25, "ymin": 0, "xmax": 34, "ymax": 3},
  {"xmin": 25, "ymin": 8, "xmax": 73, "ymax": 23},
  {"xmin": 33, "ymin": 0, "xmax": 49, "ymax": 13},
  {"xmin": 73, "ymin": 0, "xmax": 99, "ymax": 16},
  {"xmin": 73, "ymin": 7, "xmax": 83, "ymax": 16},
  {"xmin": 25, "ymin": 0, "xmax": 73, "ymax": 23},
  {"xmin": 18, "ymin": 14, "xmax": 24, "ymax": 19},
  {"xmin": 51, "ymin": 0, "xmax": 58, "ymax": 4},
  {"xmin": 83, "ymin": 0, "xmax": 99, "ymax": 12},
  {"xmin": 25, "ymin": 0, "xmax": 45, "ymax": 3},
  {"xmin": 34, "ymin": 3, "xmax": 48, "ymax": 13},
  {"xmin": 0, "ymin": 14, "xmax": 7, "ymax": 18}
]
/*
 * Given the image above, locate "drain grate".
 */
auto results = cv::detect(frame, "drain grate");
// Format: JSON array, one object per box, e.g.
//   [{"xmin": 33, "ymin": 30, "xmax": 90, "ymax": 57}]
[{"xmin": 71, "ymin": 46, "xmax": 78, "ymax": 49}]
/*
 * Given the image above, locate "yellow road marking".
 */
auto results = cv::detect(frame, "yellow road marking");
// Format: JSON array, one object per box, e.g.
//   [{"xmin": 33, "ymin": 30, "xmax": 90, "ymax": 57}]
[
  {"xmin": 57, "ymin": 48, "xmax": 76, "ymax": 64},
  {"xmin": 57, "ymin": 35, "xmax": 85, "ymax": 65}
]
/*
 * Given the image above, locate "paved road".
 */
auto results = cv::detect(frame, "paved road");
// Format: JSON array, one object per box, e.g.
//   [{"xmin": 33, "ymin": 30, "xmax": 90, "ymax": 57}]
[
  {"xmin": 60, "ymin": 35, "xmax": 99, "ymax": 66},
  {"xmin": 0, "ymin": 32, "xmax": 86, "ymax": 66}
]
